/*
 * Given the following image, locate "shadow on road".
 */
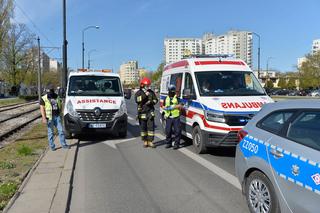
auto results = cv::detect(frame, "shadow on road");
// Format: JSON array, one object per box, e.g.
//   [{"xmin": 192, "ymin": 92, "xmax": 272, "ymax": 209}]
[
  {"xmin": 179, "ymin": 136, "xmax": 236, "ymax": 157},
  {"xmin": 207, "ymin": 147, "xmax": 236, "ymax": 157}
]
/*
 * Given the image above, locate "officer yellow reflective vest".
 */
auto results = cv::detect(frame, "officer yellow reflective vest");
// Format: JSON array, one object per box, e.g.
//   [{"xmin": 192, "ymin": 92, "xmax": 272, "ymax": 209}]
[
  {"xmin": 41, "ymin": 94, "xmax": 62, "ymax": 121},
  {"xmin": 164, "ymin": 95, "xmax": 180, "ymax": 118}
]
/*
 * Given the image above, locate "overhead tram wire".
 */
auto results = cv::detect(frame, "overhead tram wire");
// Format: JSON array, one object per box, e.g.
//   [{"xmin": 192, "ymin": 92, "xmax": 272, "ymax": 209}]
[
  {"xmin": 13, "ymin": 1, "xmax": 62, "ymax": 61},
  {"xmin": 13, "ymin": 0, "xmax": 56, "ymax": 47}
]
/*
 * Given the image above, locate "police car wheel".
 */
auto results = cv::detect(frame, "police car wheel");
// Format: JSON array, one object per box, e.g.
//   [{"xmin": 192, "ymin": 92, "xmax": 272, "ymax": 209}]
[
  {"xmin": 245, "ymin": 171, "xmax": 280, "ymax": 213},
  {"xmin": 192, "ymin": 126, "xmax": 207, "ymax": 154}
]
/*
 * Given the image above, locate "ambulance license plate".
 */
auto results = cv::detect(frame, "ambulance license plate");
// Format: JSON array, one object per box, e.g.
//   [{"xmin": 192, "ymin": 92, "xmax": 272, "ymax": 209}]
[{"xmin": 88, "ymin": 123, "xmax": 106, "ymax": 128}]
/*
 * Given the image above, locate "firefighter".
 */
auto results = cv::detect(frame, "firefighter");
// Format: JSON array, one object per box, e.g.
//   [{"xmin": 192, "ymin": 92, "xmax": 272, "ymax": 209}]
[
  {"xmin": 163, "ymin": 85, "xmax": 182, "ymax": 149},
  {"xmin": 135, "ymin": 77, "xmax": 158, "ymax": 148}
]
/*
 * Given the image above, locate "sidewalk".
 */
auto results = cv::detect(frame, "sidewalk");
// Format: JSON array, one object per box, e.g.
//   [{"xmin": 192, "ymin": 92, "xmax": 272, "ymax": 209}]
[{"xmin": 4, "ymin": 138, "xmax": 78, "ymax": 213}]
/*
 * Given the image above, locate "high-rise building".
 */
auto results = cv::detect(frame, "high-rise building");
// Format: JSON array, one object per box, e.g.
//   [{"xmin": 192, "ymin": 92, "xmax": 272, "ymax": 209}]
[
  {"xmin": 312, "ymin": 39, "xmax": 320, "ymax": 54},
  {"xmin": 49, "ymin": 59, "xmax": 62, "ymax": 72},
  {"xmin": 163, "ymin": 31, "xmax": 253, "ymax": 68},
  {"xmin": 297, "ymin": 57, "xmax": 307, "ymax": 68},
  {"xmin": 164, "ymin": 38, "xmax": 203, "ymax": 64},
  {"xmin": 203, "ymin": 31, "xmax": 253, "ymax": 67},
  {"xmin": 297, "ymin": 39, "xmax": 320, "ymax": 68},
  {"xmin": 119, "ymin": 61, "xmax": 139, "ymax": 85}
]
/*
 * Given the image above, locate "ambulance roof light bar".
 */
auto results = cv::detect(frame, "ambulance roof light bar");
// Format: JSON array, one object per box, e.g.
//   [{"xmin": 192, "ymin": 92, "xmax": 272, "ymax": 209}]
[{"xmin": 183, "ymin": 54, "xmax": 234, "ymax": 59}]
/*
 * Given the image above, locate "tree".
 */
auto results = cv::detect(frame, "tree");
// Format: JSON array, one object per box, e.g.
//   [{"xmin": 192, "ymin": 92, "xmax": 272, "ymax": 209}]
[
  {"xmin": 152, "ymin": 62, "xmax": 165, "ymax": 87},
  {"xmin": 299, "ymin": 52, "xmax": 320, "ymax": 89},
  {"xmin": 287, "ymin": 78, "xmax": 297, "ymax": 90},
  {"xmin": 1, "ymin": 23, "xmax": 36, "ymax": 86},
  {"xmin": 278, "ymin": 78, "xmax": 287, "ymax": 89},
  {"xmin": 0, "ymin": 0, "xmax": 13, "ymax": 54},
  {"xmin": 265, "ymin": 79, "xmax": 274, "ymax": 89},
  {"xmin": 42, "ymin": 71, "xmax": 61, "ymax": 88}
]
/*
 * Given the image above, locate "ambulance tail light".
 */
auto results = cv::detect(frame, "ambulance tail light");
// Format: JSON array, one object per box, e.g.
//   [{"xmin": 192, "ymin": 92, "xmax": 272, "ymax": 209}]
[{"xmin": 237, "ymin": 129, "xmax": 248, "ymax": 143}]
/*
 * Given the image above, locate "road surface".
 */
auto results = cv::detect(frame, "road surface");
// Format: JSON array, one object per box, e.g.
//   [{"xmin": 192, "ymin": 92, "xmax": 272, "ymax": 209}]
[{"xmin": 69, "ymin": 98, "xmax": 249, "ymax": 213}]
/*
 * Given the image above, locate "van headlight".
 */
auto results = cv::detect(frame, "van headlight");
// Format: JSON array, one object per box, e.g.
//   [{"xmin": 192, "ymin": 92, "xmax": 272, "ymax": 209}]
[
  {"xmin": 66, "ymin": 100, "xmax": 78, "ymax": 117},
  {"xmin": 205, "ymin": 111, "xmax": 225, "ymax": 123},
  {"xmin": 115, "ymin": 101, "xmax": 127, "ymax": 117}
]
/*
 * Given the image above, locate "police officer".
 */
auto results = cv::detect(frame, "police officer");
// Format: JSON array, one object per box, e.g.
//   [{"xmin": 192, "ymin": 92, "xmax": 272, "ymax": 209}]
[
  {"xmin": 135, "ymin": 77, "xmax": 158, "ymax": 148},
  {"xmin": 40, "ymin": 85, "xmax": 69, "ymax": 151},
  {"xmin": 163, "ymin": 85, "xmax": 181, "ymax": 149}
]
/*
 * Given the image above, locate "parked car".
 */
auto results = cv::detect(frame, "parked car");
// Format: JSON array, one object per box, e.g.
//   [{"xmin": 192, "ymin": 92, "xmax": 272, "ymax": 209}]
[
  {"xmin": 271, "ymin": 89, "xmax": 290, "ymax": 96},
  {"xmin": 236, "ymin": 100, "xmax": 320, "ymax": 213},
  {"xmin": 310, "ymin": 89, "xmax": 320, "ymax": 97}
]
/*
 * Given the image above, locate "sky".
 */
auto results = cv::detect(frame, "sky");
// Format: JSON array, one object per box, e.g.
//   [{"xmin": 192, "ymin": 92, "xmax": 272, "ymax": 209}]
[{"xmin": 14, "ymin": 0, "xmax": 320, "ymax": 72}]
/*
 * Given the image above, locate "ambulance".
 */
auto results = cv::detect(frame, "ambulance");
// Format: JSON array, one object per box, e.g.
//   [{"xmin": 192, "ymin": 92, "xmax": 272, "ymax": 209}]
[
  {"xmin": 63, "ymin": 71, "xmax": 129, "ymax": 138},
  {"xmin": 159, "ymin": 55, "xmax": 273, "ymax": 153}
]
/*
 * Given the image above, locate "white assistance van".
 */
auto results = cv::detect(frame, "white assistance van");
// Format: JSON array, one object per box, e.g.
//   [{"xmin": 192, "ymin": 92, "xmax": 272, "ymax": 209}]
[
  {"xmin": 159, "ymin": 55, "xmax": 273, "ymax": 153},
  {"xmin": 63, "ymin": 71, "xmax": 129, "ymax": 138}
]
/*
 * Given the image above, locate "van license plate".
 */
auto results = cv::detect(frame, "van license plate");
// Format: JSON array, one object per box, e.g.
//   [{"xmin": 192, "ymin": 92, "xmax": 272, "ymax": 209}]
[{"xmin": 89, "ymin": 123, "xmax": 106, "ymax": 128}]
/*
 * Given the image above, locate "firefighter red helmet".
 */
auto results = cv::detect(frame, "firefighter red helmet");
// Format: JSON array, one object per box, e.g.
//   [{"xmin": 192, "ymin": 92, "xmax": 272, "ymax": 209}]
[{"xmin": 140, "ymin": 77, "xmax": 151, "ymax": 86}]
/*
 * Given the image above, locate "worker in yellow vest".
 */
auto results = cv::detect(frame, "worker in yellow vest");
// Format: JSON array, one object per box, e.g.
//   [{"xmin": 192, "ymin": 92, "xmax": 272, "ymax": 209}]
[
  {"xmin": 40, "ymin": 85, "xmax": 69, "ymax": 151},
  {"xmin": 163, "ymin": 85, "xmax": 182, "ymax": 149}
]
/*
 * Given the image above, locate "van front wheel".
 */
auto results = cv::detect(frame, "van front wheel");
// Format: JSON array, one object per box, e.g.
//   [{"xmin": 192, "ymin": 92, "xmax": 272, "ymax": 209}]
[{"xmin": 192, "ymin": 126, "xmax": 207, "ymax": 154}]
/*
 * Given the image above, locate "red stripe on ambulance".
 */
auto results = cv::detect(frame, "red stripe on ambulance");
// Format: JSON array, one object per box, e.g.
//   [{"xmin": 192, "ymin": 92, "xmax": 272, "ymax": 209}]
[
  {"xmin": 186, "ymin": 110, "xmax": 242, "ymax": 131},
  {"xmin": 194, "ymin": 61, "xmax": 245, "ymax": 66},
  {"xmin": 164, "ymin": 60, "xmax": 189, "ymax": 71}
]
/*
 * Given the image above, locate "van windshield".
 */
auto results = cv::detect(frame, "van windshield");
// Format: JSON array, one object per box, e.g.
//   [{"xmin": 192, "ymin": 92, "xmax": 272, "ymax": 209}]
[
  {"xmin": 195, "ymin": 71, "xmax": 266, "ymax": 96},
  {"xmin": 68, "ymin": 76, "xmax": 123, "ymax": 96}
]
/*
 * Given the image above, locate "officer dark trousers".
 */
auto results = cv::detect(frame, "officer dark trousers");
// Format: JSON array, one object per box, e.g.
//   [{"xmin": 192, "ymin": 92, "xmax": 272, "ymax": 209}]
[
  {"xmin": 139, "ymin": 112, "xmax": 155, "ymax": 144},
  {"xmin": 165, "ymin": 117, "xmax": 181, "ymax": 147}
]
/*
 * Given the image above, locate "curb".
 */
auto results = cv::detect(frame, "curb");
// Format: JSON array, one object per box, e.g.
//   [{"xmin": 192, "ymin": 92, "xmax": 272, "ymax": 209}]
[
  {"xmin": 65, "ymin": 139, "xmax": 79, "ymax": 213},
  {"xmin": 2, "ymin": 147, "xmax": 49, "ymax": 213}
]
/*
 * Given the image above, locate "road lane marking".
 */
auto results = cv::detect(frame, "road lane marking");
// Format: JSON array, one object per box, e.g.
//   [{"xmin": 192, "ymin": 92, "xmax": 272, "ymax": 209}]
[
  {"xmin": 179, "ymin": 148, "xmax": 241, "ymax": 190},
  {"xmin": 128, "ymin": 116, "xmax": 139, "ymax": 125},
  {"xmin": 155, "ymin": 133, "xmax": 241, "ymax": 190},
  {"xmin": 103, "ymin": 137, "xmax": 138, "ymax": 149}
]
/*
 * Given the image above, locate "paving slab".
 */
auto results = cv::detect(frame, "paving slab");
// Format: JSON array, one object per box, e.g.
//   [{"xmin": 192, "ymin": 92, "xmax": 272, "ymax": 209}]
[{"xmin": 5, "ymin": 138, "xmax": 78, "ymax": 213}]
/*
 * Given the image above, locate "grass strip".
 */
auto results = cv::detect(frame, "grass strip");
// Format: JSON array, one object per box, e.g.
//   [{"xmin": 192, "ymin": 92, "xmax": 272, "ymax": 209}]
[
  {"xmin": 0, "ymin": 98, "xmax": 26, "ymax": 107},
  {"xmin": 0, "ymin": 123, "xmax": 48, "ymax": 211}
]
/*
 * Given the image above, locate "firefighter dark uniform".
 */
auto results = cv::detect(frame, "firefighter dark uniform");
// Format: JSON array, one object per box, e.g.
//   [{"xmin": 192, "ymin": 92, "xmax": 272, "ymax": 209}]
[
  {"xmin": 164, "ymin": 85, "xmax": 181, "ymax": 149},
  {"xmin": 135, "ymin": 78, "xmax": 158, "ymax": 148}
]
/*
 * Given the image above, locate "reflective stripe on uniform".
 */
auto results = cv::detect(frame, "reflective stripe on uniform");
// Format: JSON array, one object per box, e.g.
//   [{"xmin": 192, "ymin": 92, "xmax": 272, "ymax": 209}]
[
  {"xmin": 141, "ymin": 132, "xmax": 147, "ymax": 136},
  {"xmin": 137, "ymin": 96, "xmax": 142, "ymax": 102},
  {"xmin": 147, "ymin": 131, "xmax": 154, "ymax": 136},
  {"xmin": 140, "ymin": 114, "xmax": 147, "ymax": 119},
  {"xmin": 164, "ymin": 95, "xmax": 180, "ymax": 118}
]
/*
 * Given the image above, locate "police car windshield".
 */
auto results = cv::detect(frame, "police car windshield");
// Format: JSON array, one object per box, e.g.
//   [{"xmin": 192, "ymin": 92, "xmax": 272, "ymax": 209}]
[
  {"xmin": 68, "ymin": 76, "xmax": 123, "ymax": 96},
  {"xmin": 195, "ymin": 71, "xmax": 266, "ymax": 96}
]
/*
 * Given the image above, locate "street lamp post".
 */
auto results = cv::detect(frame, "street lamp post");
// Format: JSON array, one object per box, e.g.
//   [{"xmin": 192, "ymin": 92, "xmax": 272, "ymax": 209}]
[
  {"xmin": 62, "ymin": 0, "xmax": 68, "ymax": 89},
  {"xmin": 266, "ymin": 57, "xmax": 274, "ymax": 86},
  {"xmin": 37, "ymin": 37, "xmax": 41, "ymax": 102},
  {"xmin": 252, "ymin": 32, "xmax": 261, "ymax": 79},
  {"xmin": 266, "ymin": 57, "xmax": 274, "ymax": 73},
  {"xmin": 82, "ymin": 25, "xmax": 99, "ymax": 69},
  {"xmin": 88, "ymin": 49, "xmax": 97, "ymax": 69}
]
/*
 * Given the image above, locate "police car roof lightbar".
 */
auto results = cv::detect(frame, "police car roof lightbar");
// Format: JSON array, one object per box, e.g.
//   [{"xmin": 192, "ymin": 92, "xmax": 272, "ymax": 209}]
[{"xmin": 183, "ymin": 54, "xmax": 234, "ymax": 59}]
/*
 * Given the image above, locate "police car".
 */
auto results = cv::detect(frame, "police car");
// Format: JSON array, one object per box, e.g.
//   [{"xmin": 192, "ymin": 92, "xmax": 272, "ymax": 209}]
[
  {"xmin": 63, "ymin": 71, "xmax": 129, "ymax": 138},
  {"xmin": 159, "ymin": 55, "xmax": 273, "ymax": 153},
  {"xmin": 236, "ymin": 100, "xmax": 320, "ymax": 213}
]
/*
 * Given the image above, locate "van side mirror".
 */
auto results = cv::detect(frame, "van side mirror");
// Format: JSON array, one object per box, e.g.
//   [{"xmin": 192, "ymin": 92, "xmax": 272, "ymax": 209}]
[
  {"xmin": 124, "ymin": 89, "xmax": 131, "ymax": 99},
  {"xmin": 183, "ymin": 89, "xmax": 196, "ymax": 100}
]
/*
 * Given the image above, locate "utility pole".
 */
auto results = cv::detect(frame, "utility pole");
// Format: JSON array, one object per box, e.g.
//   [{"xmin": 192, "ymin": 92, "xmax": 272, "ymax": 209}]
[
  {"xmin": 37, "ymin": 37, "xmax": 42, "ymax": 102},
  {"xmin": 62, "ymin": 0, "xmax": 68, "ymax": 89},
  {"xmin": 252, "ymin": 32, "xmax": 261, "ymax": 80}
]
